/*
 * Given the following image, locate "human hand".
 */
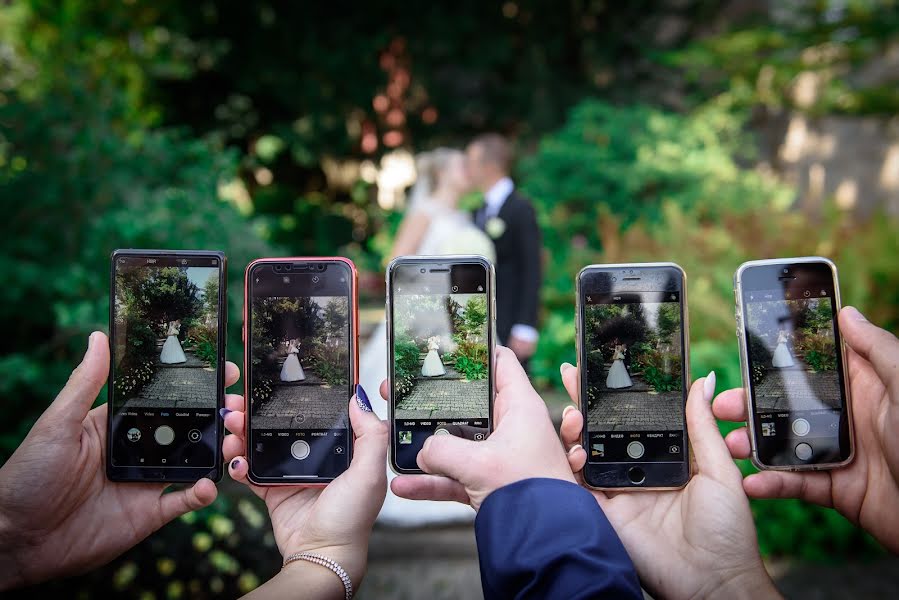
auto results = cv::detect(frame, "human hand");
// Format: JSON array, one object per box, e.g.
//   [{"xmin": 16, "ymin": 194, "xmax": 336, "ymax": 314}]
[
  {"xmin": 507, "ymin": 335, "xmax": 537, "ymax": 361},
  {"xmin": 222, "ymin": 384, "xmax": 387, "ymax": 590},
  {"xmin": 390, "ymin": 346, "xmax": 575, "ymax": 511},
  {"xmin": 715, "ymin": 306, "xmax": 899, "ymax": 553},
  {"xmin": 559, "ymin": 365, "xmax": 779, "ymax": 600},
  {"xmin": 0, "ymin": 332, "xmax": 223, "ymax": 590}
]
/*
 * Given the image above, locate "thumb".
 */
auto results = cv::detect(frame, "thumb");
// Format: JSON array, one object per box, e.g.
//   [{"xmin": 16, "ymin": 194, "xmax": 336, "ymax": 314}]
[
  {"xmin": 345, "ymin": 386, "xmax": 388, "ymax": 483},
  {"xmin": 43, "ymin": 331, "xmax": 110, "ymax": 430},
  {"xmin": 416, "ymin": 431, "xmax": 479, "ymax": 484},
  {"xmin": 840, "ymin": 307, "xmax": 899, "ymax": 397},
  {"xmin": 685, "ymin": 372, "xmax": 740, "ymax": 482},
  {"xmin": 157, "ymin": 478, "xmax": 218, "ymax": 524}
]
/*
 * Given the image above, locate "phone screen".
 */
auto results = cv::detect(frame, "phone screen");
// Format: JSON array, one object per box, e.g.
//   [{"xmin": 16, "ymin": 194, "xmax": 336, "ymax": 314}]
[
  {"xmin": 248, "ymin": 261, "xmax": 353, "ymax": 482},
  {"xmin": 109, "ymin": 253, "xmax": 223, "ymax": 474},
  {"xmin": 740, "ymin": 261, "xmax": 850, "ymax": 466},
  {"xmin": 390, "ymin": 261, "xmax": 492, "ymax": 472}
]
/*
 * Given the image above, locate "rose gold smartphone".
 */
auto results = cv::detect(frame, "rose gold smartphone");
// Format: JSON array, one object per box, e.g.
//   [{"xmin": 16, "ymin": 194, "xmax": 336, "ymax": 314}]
[
  {"xmin": 576, "ymin": 263, "xmax": 691, "ymax": 490},
  {"xmin": 735, "ymin": 257, "xmax": 854, "ymax": 471},
  {"xmin": 245, "ymin": 257, "xmax": 358, "ymax": 485},
  {"xmin": 386, "ymin": 255, "xmax": 496, "ymax": 475}
]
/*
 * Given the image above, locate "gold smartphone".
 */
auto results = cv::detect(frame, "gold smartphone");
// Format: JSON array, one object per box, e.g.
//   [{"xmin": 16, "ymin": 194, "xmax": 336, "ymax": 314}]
[
  {"xmin": 576, "ymin": 263, "xmax": 691, "ymax": 490},
  {"xmin": 386, "ymin": 255, "xmax": 496, "ymax": 475},
  {"xmin": 734, "ymin": 257, "xmax": 854, "ymax": 471}
]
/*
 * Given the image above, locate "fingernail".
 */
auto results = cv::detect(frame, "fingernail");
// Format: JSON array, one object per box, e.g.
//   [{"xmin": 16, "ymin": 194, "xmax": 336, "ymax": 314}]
[
  {"xmin": 230, "ymin": 458, "xmax": 240, "ymax": 470},
  {"xmin": 567, "ymin": 444, "xmax": 583, "ymax": 456},
  {"xmin": 844, "ymin": 306, "xmax": 868, "ymax": 322},
  {"xmin": 88, "ymin": 332, "xmax": 96, "ymax": 350},
  {"xmin": 562, "ymin": 405, "xmax": 575, "ymax": 419},
  {"xmin": 219, "ymin": 408, "xmax": 232, "ymax": 419},
  {"xmin": 560, "ymin": 362, "xmax": 574, "ymax": 375},
  {"xmin": 355, "ymin": 384, "xmax": 372, "ymax": 412},
  {"xmin": 703, "ymin": 371, "xmax": 716, "ymax": 403}
]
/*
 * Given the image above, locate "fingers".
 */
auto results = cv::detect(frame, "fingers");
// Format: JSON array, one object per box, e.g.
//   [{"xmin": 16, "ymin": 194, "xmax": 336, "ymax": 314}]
[
  {"xmin": 379, "ymin": 379, "xmax": 389, "ymax": 403},
  {"xmin": 492, "ymin": 346, "xmax": 543, "ymax": 424},
  {"xmin": 742, "ymin": 471, "xmax": 834, "ymax": 508},
  {"xmin": 416, "ymin": 431, "xmax": 479, "ymax": 482},
  {"xmin": 158, "ymin": 478, "xmax": 218, "ymax": 523},
  {"xmin": 223, "ymin": 410, "xmax": 245, "ymax": 438},
  {"xmin": 559, "ymin": 406, "xmax": 584, "ymax": 450},
  {"xmin": 686, "ymin": 373, "xmax": 738, "ymax": 477},
  {"xmin": 228, "ymin": 456, "xmax": 250, "ymax": 484},
  {"xmin": 224, "ymin": 393, "xmax": 245, "ymax": 412},
  {"xmin": 44, "ymin": 331, "xmax": 110, "ymax": 430},
  {"xmin": 723, "ymin": 427, "xmax": 752, "ymax": 459},
  {"xmin": 560, "ymin": 362, "xmax": 579, "ymax": 405},
  {"xmin": 391, "ymin": 474, "xmax": 470, "ymax": 504},
  {"xmin": 225, "ymin": 361, "xmax": 240, "ymax": 388},
  {"xmin": 840, "ymin": 306, "xmax": 899, "ymax": 397},
  {"xmin": 566, "ymin": 444, "xmax": 587, "ymax": 474},
  {"xmin": 711, "ymin": 388, "xmax": 747, "ymax": 423},
  {"xmin": 223, "ymin": 432, "xmax": 246, "ymax": 462},
  {"xmin": 345, "ymin": 389, "xmax": 388, "ymax": 483},
  {"xmin": 434, "ymin": 424, "xmax": 488, "ymax": 441}
]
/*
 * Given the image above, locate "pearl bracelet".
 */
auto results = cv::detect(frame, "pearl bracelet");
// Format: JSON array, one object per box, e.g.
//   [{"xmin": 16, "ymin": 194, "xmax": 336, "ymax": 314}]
[{"xmin": 282, "ymin": 552, "xmax": 353, "ymax": 599}]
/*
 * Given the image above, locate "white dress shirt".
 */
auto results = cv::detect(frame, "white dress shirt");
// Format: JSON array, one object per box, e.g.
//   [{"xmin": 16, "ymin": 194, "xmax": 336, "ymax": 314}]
[{"xmin": 483, "ymin": 177, "xmax": 539, "ymax": 345}]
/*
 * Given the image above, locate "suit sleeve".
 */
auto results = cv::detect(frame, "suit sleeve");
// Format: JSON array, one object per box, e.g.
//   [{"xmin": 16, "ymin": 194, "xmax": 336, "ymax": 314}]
[
  {"xmin": 514, "ymin": 198, "xmax": 541, "ymax": 331},
  {"xmin": 475, "ymin": 478, "xmax": 642, "ymax": 600}
]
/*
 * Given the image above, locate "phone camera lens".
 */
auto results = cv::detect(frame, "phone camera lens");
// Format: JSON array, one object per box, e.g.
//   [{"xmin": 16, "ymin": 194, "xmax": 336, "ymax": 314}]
[
  {"xmin": 420, "ymin": 268, "xmax": 426, "ymax": 274},
  {"xmin": 783, "ymin": 268, "xmax": 789, "ymax": 273},
  {"xmin": 274, "ymin": 265, "xmax": 282, "ymax": 272}
]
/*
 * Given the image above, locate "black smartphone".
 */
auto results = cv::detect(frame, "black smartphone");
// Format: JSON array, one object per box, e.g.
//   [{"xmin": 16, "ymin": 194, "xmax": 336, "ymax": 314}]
[
  {"xmin": 387, "ymin": 256, "xmax": 495, "ymax": 475},
  {"xmin": 735, "ymin": 257, "xmax": 853, "ymax": 470},
  {"xmin": 577, "ymin": 263, "xmax": 691, "ymax": 490},
  {"xmin": 245, "ymin": 258, "xmax": 357, "ymax": 485},
  {"xmin": 107, "ymin": 249, "xmax": 226, "ymax": 483}
]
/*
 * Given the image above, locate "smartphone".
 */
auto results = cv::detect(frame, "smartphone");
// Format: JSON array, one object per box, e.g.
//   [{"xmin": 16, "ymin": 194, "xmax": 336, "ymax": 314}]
[
  {"xmin": 387, "ymin": 256, "xmax": 495, "ymax": 474},
  {"xmin": 735, "ymin": 257, "xmax": 853, "ymax": 470},
  {"xmin": 245, "ymin": 258, "xmax": 357, "ymax": 485},
  {"xmin": 576, "ymin": 263, "xmax": 691, "ymax": 490},
  {"xmin": 107, "ymin": 249, "xmax": 226, "ymax": 483}
]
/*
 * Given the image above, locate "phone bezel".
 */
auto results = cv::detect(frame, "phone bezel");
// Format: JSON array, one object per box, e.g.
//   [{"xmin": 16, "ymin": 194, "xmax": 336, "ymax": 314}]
[
  {"xmin": 244, "ymin": 257, "xmax": 358, "ymax": 486},
  {"xmin": 576, "ymin": 262, "xmax": 692, "ymax": 491},
  {"xmin": 386, "ymin": 255, "xmax": 496, "ymax": 475},
  {"xmin": 734, "ymin": 256, "xmax": 854, "ymax": 471},
  {"xmin": 106, "ymin": 249, "xmax": 227, "ymax": 483}
]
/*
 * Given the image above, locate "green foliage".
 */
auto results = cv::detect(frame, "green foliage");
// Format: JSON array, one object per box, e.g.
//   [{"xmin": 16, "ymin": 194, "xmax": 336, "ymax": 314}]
[
  {"xmin": 640, "ymin": 354, "xmax": 683, "ymax": 393},
  {"xmin": 186, "ymin": 324, "xmax": 218, "ymax": 366},
  {"xmin": 800, "ymin": 334, "xmax": 837, "ymax": 373},
  {"xmin": 393, "ymin": 334, "xmax": 420, "ymax": 402}
]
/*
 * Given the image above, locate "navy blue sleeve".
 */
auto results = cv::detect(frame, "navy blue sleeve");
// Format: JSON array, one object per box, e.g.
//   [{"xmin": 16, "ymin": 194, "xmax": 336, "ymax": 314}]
[{"xmin": 475, "ymin": 478, "xmax": 642, "ymax": 600}]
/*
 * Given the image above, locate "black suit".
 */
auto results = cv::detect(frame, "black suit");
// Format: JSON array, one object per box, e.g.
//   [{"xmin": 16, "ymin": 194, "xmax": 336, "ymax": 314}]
[{"xmin": 474, "ymin": 188, "xmax": 542, "ymax": 350}]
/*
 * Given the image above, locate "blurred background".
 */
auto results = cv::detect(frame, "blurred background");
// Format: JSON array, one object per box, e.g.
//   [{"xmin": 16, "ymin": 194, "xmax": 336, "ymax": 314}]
[{"xmin": 2, "ymin": 0, "xmax": 898, "ymax": 597}]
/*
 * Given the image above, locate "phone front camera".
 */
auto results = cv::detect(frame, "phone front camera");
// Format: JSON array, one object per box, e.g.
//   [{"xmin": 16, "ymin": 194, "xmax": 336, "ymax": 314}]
[
  {"xmin": 420, "ymin": 268, "xmax": 426, "ymax": 274},
  {"xmin": 783, "ymin": 268, "xmax": 789, "ymax": 273}
]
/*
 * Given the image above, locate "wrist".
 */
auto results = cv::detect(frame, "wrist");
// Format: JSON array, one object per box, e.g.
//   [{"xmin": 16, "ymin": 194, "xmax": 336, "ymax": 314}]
[
  {"xmin": 700, "ymin": 564, "xmax": 780, "ymax": 600},
  {"xmin": 282, "ymin": 543, "xmax": 368, "ymax": 593}
]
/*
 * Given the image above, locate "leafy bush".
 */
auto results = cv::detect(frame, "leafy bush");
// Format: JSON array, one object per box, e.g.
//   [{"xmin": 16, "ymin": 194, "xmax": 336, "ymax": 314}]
[
  {"xmin": 393, "ymin": 335, "xmax": 421, "ymax": 402},
  {"xmin": 186, "ymin": 323, "xmax": 219, "ymax": 366},
  {"xmin": 639, "ymin": 351, "xmax": 682, "ymax": 393},
  {"xmin": 799, "ymin": 334, "xmax": 837, "ymax": 373},
  {"xmin": 310, "ymin": 340, "xmax": 349, "ymax": 387}
]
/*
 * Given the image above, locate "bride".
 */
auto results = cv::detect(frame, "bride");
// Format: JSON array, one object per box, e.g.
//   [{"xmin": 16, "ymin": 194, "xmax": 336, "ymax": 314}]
[
  {"xmin": 360, "ymin": 148, "xmax": 494, "ymax": 527},
  {"xmin": 421, "ymin": 336, "xmax": 446, "ymax": 377},
  {"xmin": 280, "ymin": 339, "xmax": 306, "ymax": 382},
  {"xmin": 160, "ymin": 320, "xmax": 187, "ymax": 364},
  {"xmin": 606, "ymin": 342, "xmax": 633, "ymax": 389},
  {"xmin": 771, "ymin": 329, "xmax": 794, "ymax": 368}
]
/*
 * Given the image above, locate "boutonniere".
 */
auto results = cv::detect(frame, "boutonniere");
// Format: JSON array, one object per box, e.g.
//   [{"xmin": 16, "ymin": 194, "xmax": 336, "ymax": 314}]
[{"xmin": 485, "ymin": 216, "xmax": 506, "ymax": 239}]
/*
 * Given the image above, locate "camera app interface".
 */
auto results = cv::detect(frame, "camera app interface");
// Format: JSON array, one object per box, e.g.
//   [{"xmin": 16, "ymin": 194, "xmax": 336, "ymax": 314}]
[
  {"xmin": 249, "ymin": 263, "xmax": 351, "ymax": 480},
  {"xmin": 391, "ymin": 264, "xmax": 490, "ymax": 471},
  {"xmin": 583, "ymin": 292, "xmax": 686, "ymax": 465},
  {"xmin": 744, "ymin": 286, "xmax": 847, "ymax": 465},
  {"xmin": 111, "ymin": 255, "xmax": 222, "ymax": 469}
]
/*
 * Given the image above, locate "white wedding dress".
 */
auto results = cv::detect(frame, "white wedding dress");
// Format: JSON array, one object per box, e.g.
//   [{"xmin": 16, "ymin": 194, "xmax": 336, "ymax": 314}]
[
  {"xmin": 772, "ymin": 331, "xmax": 794, "ymax": 368},
  {"xmin": 359, "ymin": 183, "xmax": 494, "ymax": 527},
  {"xmin": 160, "ymin": 321, "xmax": 187, "ymax": 364},
  {"xmin": 421, "ymin": 337, "xmax": 446, "ymax": 377},
  {"xmin": 606, "ymin": 347, "xmax": 633, "ymax": 389},
  {"xmin": 280, "ymin": 341, "xmax": 306, "ymax": 382}
]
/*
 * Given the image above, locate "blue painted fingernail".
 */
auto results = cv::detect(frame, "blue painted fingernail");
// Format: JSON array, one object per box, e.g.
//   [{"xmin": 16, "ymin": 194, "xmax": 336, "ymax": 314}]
[
  {"xmin": 230, "ymin": 458, "xmax": 240, "ymax": 470},
  {"xmin": 355, "ymin": 384, "xmax": 372, "ymax": 412},
  {"xmin": 219, "ymin": 408, "xmax": 232, "ymax": 419}
]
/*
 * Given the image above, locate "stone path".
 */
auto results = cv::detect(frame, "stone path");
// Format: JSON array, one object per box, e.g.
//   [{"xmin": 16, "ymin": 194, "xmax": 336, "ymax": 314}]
[
  {"xmin": 122, "ymin": 342, "xmax": 215, "ymax": 409},
  {"xmin": 252, "ymin": 364, "xmax": 349, "ymax": 429},
  {"xmin": 587, "ymin": 371, "xmax": 683, "ymax": 431},
  {"xmin": 755, "ymin": 360, "xmax": 841, "ymax": 411},
  {"xmin": 396, "ymin": 363, "xmax": 489, "ymax": 420}
]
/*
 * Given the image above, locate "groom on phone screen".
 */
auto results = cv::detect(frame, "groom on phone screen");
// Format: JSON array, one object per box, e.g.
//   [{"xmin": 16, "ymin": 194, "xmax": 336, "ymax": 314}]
[{"xmin": 466, "ymin": 133, "xmax": 542, "ymax": 369}]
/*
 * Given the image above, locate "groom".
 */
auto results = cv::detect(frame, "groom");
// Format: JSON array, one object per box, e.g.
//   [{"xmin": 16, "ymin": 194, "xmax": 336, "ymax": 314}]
[{"xmin": 466, "ymin": 133, "xmax": 542, "ymax": 369}]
